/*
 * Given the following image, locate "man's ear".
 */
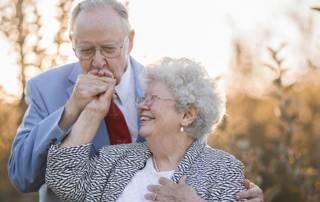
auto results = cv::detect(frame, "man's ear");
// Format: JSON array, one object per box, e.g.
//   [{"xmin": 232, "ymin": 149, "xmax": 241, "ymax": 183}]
[
  {"xmin": 69, "ymin": 33, "xmax": 76, "ymax": 49},
  {"xmin": 181, "ymin": 105, "xmax": 198, "ymax": 127},
  {"xmin": 127, "ymin": 30, "xmax": 135, "ymax": 53},
  {"xmin": 69, "ymin": 32, "xmax": 73, "ymax": 42}
]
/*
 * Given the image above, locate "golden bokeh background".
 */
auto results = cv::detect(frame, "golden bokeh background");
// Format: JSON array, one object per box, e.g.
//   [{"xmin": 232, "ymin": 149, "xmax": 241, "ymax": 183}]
[{"xmin": 0, "ymin": 0, "xmax": 319, "ymax": 201}]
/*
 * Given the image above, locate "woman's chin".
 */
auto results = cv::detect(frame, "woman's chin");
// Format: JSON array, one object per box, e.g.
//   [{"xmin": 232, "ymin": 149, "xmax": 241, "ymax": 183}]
[{"xmin": 138, "ymin": 128, "xmax": 151, "ymax": 138}]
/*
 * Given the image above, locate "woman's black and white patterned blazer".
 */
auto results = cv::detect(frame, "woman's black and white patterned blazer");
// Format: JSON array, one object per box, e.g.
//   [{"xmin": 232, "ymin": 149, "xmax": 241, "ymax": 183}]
[{"xmin": 46, "ymin": 140, "xmax": 245, "ymax": 201}]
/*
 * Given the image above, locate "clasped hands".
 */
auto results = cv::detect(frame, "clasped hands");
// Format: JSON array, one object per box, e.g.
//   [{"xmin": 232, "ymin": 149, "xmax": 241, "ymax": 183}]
[
  {"xmin": 67, "ymin": 69, "xmax": 116, "ymax": 120},
  {"xmin": 59, "ymin": 69, "xmax": 116, "ymax": 147}
]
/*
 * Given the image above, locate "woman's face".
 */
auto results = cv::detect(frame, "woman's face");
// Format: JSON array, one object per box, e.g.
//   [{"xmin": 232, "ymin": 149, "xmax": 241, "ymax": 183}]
[{"xmin": 138, "ymin": 80, "xmax": 182, "ymax": 139}]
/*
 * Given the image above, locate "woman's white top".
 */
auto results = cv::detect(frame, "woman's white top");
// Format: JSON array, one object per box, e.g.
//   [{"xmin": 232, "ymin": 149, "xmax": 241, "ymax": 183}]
[{"xmin": 117, "ymin": 157, "xmax": 174, "ymax": 202}]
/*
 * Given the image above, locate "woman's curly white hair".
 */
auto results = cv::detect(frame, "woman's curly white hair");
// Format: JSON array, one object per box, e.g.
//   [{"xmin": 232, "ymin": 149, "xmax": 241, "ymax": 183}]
[{"xmin": 142, "ymin": 57, "xmax": 226, "ymax": 140}]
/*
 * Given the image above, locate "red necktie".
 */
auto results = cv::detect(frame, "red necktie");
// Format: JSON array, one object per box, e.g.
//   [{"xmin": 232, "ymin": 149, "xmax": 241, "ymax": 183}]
[{"xmin": 105, "ymin": 100, "xmax": 132, "ymax": 145}]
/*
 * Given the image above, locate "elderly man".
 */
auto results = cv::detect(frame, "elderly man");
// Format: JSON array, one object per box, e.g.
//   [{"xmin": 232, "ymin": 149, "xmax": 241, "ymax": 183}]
[{"xmin": 8, "ymin": 0, "xmax": 263, "ymax": 201}]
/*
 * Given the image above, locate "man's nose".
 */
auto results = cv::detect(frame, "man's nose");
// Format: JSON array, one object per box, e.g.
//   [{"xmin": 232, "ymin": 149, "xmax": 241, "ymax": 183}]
[{"xmin": 92, "ymin": 49, "xmax": 107, "ymax": 68}]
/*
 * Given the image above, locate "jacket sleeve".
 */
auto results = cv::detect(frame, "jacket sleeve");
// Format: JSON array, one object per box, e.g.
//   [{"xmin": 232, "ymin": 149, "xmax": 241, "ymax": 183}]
[
  {"xmin": 45, "ymin": 144, "xmax": 94, "ymax": 202},
  {"xmin": 208, "ymin": 158, "xmax": 246, "ymax": 201},
  {"xmin": 45, "ymin": 144, "xmax": 114, "ymax": 202},
  {"xmin": 7, "ymin": 79, "xmax": 69, "ymax": 192}
]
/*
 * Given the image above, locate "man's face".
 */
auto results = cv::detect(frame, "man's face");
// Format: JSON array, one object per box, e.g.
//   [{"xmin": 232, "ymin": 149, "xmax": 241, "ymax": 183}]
[{"xmin": 70, "ymin": 7, "xmax": 134, "ymax": 83}]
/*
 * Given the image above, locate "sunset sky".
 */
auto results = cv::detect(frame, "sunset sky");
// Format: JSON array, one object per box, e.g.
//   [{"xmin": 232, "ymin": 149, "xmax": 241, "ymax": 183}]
[{"xmin": 0, "ymin": 0, "xmax": 319, "ymax": 100}]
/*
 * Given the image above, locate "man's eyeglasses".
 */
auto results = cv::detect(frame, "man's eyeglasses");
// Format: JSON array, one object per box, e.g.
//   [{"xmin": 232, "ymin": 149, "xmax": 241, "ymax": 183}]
[
  {"xmin": 74, "ymin": 37, "xmax": 128, "ymax": 60},
  {"xmin": 136, "ymin": 94, "xmax": 175, "ymax": 106}
]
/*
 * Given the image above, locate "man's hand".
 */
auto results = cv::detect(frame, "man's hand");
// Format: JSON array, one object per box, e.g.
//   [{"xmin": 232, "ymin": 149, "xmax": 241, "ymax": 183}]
[
  {"xmin": 68, "ymin": 72, "xmax": 114, "ymax": 114},
  {"xmin": 60, "ymin": 73, "xmax": 115, "ymax": 147},
  {"xmin": 84, "ymin": 79, "xmax": 116, "ymax": 120},
  {"xmin": 236, "ymin": 179, "xmax": 264, "ymax": 202},
  {"xmin": 144, "ymin": 176, "xmax": 204, "ymax": 202},
  {"xmin": 59, "ymin": 69, "xmax": 114, "ymax": 129}
]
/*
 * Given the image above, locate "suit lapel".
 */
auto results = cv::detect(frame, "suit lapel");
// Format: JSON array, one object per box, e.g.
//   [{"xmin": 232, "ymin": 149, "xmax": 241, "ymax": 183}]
[
  {"xmin": 101, "ymin": 143, "xmax": 151, "ymax": 201},
  {"xmin": 171, "ymin": 140, "xmax": 205, "ymax": 183},
  {"xmin": 130, "ymin": 57, "xmax": 146, "ymax": 143},
  {"xmin": 66, "ymin": 62, "xmax": 82, "ymax": 97},
  {"xmin": 130, "ymin": 56, "xmax": 144, "ymax": 99}
]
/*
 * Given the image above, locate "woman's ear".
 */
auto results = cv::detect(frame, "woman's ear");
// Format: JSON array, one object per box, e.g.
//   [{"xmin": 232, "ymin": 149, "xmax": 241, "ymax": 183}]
[{"xmin": 181, "ymin": 105, "xmax": 198, "ymax": 127}]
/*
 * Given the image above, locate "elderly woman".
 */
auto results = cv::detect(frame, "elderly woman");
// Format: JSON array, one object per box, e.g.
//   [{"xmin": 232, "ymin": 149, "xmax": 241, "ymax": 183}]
[{"xmin": 46, "ymin": 57, "xmax": 246, "ymax": 201}]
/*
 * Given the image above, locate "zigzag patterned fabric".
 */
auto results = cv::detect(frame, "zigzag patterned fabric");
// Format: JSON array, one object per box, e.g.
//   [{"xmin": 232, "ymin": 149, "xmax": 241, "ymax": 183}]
[{"xmin": 46, "ymin": 140, "xmax": 246, "ymax": 201}]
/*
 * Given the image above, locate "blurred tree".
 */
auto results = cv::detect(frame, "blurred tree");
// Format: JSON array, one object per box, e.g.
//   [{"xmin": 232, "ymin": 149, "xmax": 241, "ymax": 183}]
[
  {"xmin": 0, "ymin": 0, "xmax": 71, "ymax": 111},
  {"xmin": 209, "ymin": 5, "xmax": 320, "ymax": 200},
  {"xmin": 0, "ymin": 0, "xmax": 72, "ymax": 201},
  {"xmin": 210, "ymin": 45, "xmax": 320, "ymax": 202}
]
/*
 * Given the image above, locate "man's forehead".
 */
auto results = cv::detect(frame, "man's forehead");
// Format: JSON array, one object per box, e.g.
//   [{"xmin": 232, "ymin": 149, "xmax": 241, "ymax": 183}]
[
  {"xmin": 77, "ymin": 8, "xmax": 121, "ymax": 26},
  {"xmin": 72, "ymin": 16, "xmax": 125, "ymax": 43},
  {"xmin": 73, "ymin": 6, "xmax": 124, "ymax": 32}
]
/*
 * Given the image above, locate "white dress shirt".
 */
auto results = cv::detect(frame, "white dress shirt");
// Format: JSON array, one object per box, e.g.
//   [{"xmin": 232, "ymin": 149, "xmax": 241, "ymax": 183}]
[
  {"xmin": 114, "ymin": 58, "xmax": 139, "ymax": 142},
  {"xmin": 116, "ymin": 158, "xmax": 174, "ymax": 202}
]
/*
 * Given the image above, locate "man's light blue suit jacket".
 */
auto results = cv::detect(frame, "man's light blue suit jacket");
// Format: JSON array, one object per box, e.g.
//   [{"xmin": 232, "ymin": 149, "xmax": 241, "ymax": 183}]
[{"xmin": 8, "ymin": 57, "xmax": 144, "ymax": 201}]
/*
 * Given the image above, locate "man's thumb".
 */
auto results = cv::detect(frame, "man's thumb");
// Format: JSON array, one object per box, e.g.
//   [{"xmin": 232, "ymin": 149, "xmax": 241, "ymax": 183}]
[{"xmin": 102, "ymin": 82, "xmax": 115, "ymax": 100}]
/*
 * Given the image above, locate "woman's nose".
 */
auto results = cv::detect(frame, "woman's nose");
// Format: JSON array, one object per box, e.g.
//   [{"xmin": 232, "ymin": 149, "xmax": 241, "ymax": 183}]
[{"xmin": 138, "ymin": 101, "xmax": 149, "ymax": 110}]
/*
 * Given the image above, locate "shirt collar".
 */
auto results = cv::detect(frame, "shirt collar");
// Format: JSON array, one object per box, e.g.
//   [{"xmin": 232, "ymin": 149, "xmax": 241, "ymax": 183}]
[{"xmin": 115, "ymin": 58, "xmax": 133, "ymax": 104}]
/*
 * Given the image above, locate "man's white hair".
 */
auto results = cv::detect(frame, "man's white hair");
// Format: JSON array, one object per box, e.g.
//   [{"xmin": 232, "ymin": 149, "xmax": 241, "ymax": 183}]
[{"xmin": 69, "ymin": 0, "xmax": 131, "ymax": 34}]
